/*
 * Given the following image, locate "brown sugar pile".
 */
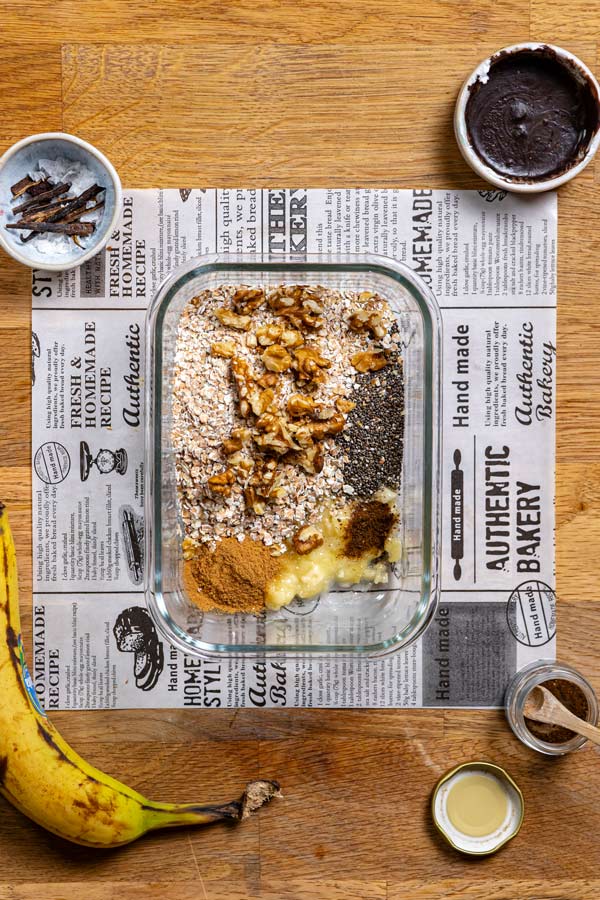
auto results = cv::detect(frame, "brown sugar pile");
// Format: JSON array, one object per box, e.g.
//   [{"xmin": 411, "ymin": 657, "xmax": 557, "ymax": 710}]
[
  {"xmin": 343, "ymin": 500, "xmax": 396, "ymax": 559},
  {"xmin": 183, "ymin": 536, "xmax": 281, "ymax": 614}
]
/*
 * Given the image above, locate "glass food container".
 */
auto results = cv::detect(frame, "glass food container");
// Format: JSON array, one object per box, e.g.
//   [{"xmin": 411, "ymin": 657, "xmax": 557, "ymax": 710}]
[
  {"xmin": 145, "ymin": 253, "xmax": 441, "ymax": 659},
  {"xmin": 505, "ymin": 660, "xmax": 599, "ymax": 756}
]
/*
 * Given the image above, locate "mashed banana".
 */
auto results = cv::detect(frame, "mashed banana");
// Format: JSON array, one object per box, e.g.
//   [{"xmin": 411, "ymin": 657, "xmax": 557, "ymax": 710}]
[{"xmin": 265, "ymin": 497, "xmax": 401, "ymax": 611}]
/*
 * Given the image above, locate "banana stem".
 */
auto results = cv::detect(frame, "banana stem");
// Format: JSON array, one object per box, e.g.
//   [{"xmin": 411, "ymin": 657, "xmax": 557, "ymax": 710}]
[{"xmin": 143, "ymin": 780, "xmax": 281, "ymax": 833}]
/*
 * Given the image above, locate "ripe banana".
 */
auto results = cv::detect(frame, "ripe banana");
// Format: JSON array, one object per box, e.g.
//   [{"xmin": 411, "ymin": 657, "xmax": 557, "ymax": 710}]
[{"xmin": 0, "ymin": 502, "xmax": 280, "ymax": 847}]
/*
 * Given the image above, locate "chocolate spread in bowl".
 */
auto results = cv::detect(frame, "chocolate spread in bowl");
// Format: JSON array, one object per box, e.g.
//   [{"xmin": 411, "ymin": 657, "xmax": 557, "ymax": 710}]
[{"xmin": 465, "ymin": 48, "xmax": 599, "ymax": 181}]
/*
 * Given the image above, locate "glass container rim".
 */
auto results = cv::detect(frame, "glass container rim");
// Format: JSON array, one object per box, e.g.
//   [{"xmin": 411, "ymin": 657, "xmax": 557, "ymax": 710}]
[{"xmin": 144, "ymin": 252, "xmax": 441, "ymax": 659}]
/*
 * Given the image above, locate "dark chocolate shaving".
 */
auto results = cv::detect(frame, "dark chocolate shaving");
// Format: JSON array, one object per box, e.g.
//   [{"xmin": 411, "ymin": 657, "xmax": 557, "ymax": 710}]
[
  {"xmin": 18, "ymin": 200, "xmax": 71, "ymax": 223},
  {"xmin": 60, "ymin": 199, "xmax": 105, "ymax": 224},
  {"xmin": 6, "ymin": 221, "xmax": 95, "ymax": 236},
  {"xmin": 13, "ymin": 182, "xmax": 71, "ymax": 214},
  {"xmin": 26, "ymin": 180, "xmax": 54, "ymax": 198},
  {"xmin": 10, "ymin": 175, "xmax": 38, "ymax": 198}
]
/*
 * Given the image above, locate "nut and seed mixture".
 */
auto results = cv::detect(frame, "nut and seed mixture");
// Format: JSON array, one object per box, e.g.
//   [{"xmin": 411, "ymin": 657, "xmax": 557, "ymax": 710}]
[{"xmin": 172, "ymin": 284, "xmax": 403, "ymax": 551}]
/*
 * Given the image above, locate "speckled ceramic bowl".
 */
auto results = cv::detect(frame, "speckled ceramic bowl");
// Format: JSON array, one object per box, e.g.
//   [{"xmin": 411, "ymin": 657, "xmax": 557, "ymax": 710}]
[
  {"xmin": 0, "ymin": 132, "xmax": 121, "ymax": 271},
  {"xmin": 454, "ymin": 43, "xmax": 600, "ymax": 193}
]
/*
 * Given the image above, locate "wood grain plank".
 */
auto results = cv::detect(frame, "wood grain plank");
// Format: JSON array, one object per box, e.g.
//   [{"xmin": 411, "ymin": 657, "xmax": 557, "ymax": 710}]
[
  {"xmin": 48, "ymin": 707, "xmax": 445, "ymax": 747},
  {"xmin": 531, "ymin": 0, "xmax": 600, "ymax": 44},
  {"xmin": 0, "ymin": 44, "xmax": 61, "ymax": 328},
  {"xmin": 258, "ymin": 735, "xmax": 600, "ymax": 884},
  {"xmin": 0, "ymin": 740, "xmax": 267, "ymax": 886},
  {"xmin": 2, "ymin": 1, "xmax": 529, "ymax": 45},
  {"xmin": 389, "ymin": 881, "xmax": 600, "ymax": 900},
  {"xmin": 0, "ymin": 884, "xmax": 387, "ymax": 900},
  {"xmin": 557, "ymin": 465, "xmax": 600, "ymax": 605},
  {"xmin": 0, "ymin": 328, "xmax": 31, "ymax": 466},
  {"xmin": 61, "ymin": 43, "xmax": 509, "ymax": 189}
]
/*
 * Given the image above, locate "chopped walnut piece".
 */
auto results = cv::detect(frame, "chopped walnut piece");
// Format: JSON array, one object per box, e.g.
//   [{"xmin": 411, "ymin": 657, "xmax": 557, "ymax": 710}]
[
  {"xmin": 230, "ymin": 356, "xmax": 256, "ymax": 417},
  {"xmin": 293, "ymin": 443, "xmax": 325, "ymax": 474},
  {"xmin": 286, "ymin": 393, "xmax": 316, "ymax": 417},
  {"xmin": 335, "ymin": 397, "xmax": 356, "ymax": 414},
  {"xmin": 250, "ymin": 388, "xmax": 276, "ymax": 417},
  {"xmin": 257, "ymin": 323, "xmax": 305, "ymax": 349},
  {"xmin": 267, "ymin": 286, "xmax": 324, "ymax": 331},
  {"xmin": 222, "ymin": 426, "xmax": 251, "ymax": 455},
  {"xmin": 348, "ymin": 308, "xmax": 387, "ymax": 340},
  {"xmin": 243, "ymin": 486, "xmax": 266, "ymax": 515},
  {"xmin": 262, "ymin": 344, "xmax": 293, "ymax": 372},
  {"xmin": 245, "ymin": 332, "xmax": 258, "ymax": 349},
  {"xmin": 291, "ymin": 412, "xmax": 345, "ymax": 444},
  {"xmin": 215, "ymin": 308, "xmax": 251, "ymax": 330},
  {"xmin": 292, "ymin": 525, "xmax": 324, "ymax": 555},
  {"xmin": 232, "ymin": 287, "xmax": 265, "ymax": 314},
  {"xmin": 227, "ymin": 451, "xmax": 252, "ymax": 468},
  {"xmin": 207, "ymin": 468, "xmax": 235, "ymax": 497},
  {"xmin": 252, "ymin": 459, "xmax": 278, "ymax": 495},
  {"xmin": 293, "ymin": 346, "xmax": 332, "ymax": 385},
  {"xmin": 211, "ymin": 340, "xmax": 236, "ymax": 358},
  {"xmin": 257, "ymin": 372, "xmax": 278, "ymax": 389},
  {"xmin": 254, "ymin": 413, "xmax": 299, "ymax": 454},
  {"xmin": 313, "ymin": 406, "xmax": 337, "ymax": 420},
  {"xmin": 280, "ymin": 329, "xmax": 304, "ymax": 348},
  {"xmin": 256, "ymin": 323, "xmax": 284, "ymax": 346},
  {"xmin": 351, "ymin": 349, "xmax": 389, "ymax": 373}
]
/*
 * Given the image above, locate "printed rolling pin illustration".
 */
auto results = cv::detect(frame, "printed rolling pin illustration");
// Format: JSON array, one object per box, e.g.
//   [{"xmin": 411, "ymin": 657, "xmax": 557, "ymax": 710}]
[
  {"xmin": 119, "ymin": 504, "xmax": 144, "ymax": 585},
  {"xmin": 451, "ymin": 449, "xmax": 464, "ymax": 581}
]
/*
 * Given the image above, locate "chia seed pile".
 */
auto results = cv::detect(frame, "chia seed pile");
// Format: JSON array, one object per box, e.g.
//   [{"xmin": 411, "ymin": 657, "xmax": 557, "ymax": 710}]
[{"xmin": 340, "ymin": 350, "xmax": 405, "ymax": 498}]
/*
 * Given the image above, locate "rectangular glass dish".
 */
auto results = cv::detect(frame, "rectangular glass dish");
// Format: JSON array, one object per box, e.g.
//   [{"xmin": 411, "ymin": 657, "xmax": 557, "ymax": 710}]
[{"xmin": 145, "ymin": 253, "xmax": 441, "ymax": 659}]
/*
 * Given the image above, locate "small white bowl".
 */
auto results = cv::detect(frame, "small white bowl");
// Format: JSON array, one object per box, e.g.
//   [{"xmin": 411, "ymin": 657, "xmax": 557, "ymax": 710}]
[
  {"xmin": 0, "ymin": 132, "xmax": 122, "ymax": 271},
  {"xmin": 455, "ymin": 43, "xmax": 600, "ymax": 193}
]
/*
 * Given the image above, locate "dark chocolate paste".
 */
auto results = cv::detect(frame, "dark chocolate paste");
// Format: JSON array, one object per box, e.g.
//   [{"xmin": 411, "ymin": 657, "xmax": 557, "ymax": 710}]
[{"xmin": 466, "ymin": 49, "xmax": 599, "ymax": 180}]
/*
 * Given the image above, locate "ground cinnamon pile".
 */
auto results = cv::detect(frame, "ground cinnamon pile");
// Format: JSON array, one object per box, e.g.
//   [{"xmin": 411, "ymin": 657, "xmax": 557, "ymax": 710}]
[
  {"xmin": 183, "ymin": 536, "xmax": 281, "ymax": 614},
  {"xmin": 343, "ymin": 500, "xmax": 396, "ymax": 559}
]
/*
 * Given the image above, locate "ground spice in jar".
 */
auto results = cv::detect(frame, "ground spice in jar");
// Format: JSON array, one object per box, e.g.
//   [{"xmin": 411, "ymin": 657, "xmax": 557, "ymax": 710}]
[
  {"xmin": 183, "ymin": 536, "xmax": 281, "ymax": 614},
  {"xmin": 525, "ymin": 678, "xmax": 590, "ymax": 743},
  {"xmin": 343, "ymin": 500, "xmax": 396, "ymax": 559}
]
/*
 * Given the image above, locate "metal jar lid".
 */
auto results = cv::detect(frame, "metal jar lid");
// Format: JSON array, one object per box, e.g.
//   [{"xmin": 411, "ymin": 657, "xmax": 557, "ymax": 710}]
[{"xmin": 431, "ymin": 761, "xmax": 524, "ymax": 856}]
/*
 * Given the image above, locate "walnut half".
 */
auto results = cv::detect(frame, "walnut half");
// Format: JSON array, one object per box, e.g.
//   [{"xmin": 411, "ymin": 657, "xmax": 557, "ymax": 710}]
[
  {"xmin": 215, "ymin": 307, "xmax": 251, "ymax": 331},
  {"xmin": 348, "ymin": 307, "xmax": 387, "ymax": 339},
  {"xmin": 292, "ymin": 525, "xmax": 324, "ymax": 555},
  {"xmin": 207, "ymin": 468, "xmax": 235, "ymax": 497},
  {"xmin": 293, "ymin": 345, "xmax": 332, "ymax": 386},
  {"xmin": 262, "ymin": 344, "xmax": 293, "ymax": 372},
  {"xmin": 351, "ymin": 349, "xmax": 389, "ymax": 373},
  {"xmin": 232, "ymin": 287, "xmax": 265, "ymax": 314}
]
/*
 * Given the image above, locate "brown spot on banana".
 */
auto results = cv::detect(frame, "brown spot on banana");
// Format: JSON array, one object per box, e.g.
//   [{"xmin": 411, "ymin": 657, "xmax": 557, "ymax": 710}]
[
  {"xmin": 0, "ymin": 756, "xmax": 7, "ymax": 785},
  {"xmin": 4, "ymin": 626, "xmax": 28, "ymax": 702},
  {"xmin": 36, "ymin": 721, "xmax": 71, "ymax": 764},
  {"xmin": 2, "ymin": 541, "xmax": 9, "ymax": 587}
]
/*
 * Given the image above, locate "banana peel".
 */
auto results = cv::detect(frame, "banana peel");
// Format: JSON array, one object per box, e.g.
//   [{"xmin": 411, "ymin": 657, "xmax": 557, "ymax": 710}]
[{"xmin": 0, "ymin": 501, "xmax": 280, "ymax": 847}]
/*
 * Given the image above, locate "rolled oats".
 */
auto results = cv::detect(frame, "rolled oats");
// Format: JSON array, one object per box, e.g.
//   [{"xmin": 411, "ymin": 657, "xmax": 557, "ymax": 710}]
[{"xmin": 172, "ymin": 284, "xmax": 396, "ymax": 548}]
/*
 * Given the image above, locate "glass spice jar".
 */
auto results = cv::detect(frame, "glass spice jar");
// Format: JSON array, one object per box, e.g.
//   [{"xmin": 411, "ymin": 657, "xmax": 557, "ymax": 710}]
[{"xmin": 505, "ymin": 660, "xmax": 599, "ymax": 756}]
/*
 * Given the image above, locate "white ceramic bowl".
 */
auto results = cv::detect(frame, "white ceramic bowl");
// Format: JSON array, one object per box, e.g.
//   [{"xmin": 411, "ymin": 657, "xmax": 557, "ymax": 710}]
[
  {"xmin": 455, "ymin": 43, "xmax": 600, "ymax": 193},
  {"xmin": 0, "ymin": 132, "xmax": 122, "ymax": 270}
]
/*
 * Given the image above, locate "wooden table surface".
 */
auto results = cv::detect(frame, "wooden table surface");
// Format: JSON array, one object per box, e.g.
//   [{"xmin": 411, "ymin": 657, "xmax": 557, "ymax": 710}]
[{"xmin": 1, "ymin": 2, "xmax": 600, "ymax": 898}]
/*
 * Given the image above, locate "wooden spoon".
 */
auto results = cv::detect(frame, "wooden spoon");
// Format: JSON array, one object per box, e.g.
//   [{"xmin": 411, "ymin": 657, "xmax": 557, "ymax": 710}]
[{"xmin": 523, "ymin": 684, "xmax": 600, "ymax": 747}]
